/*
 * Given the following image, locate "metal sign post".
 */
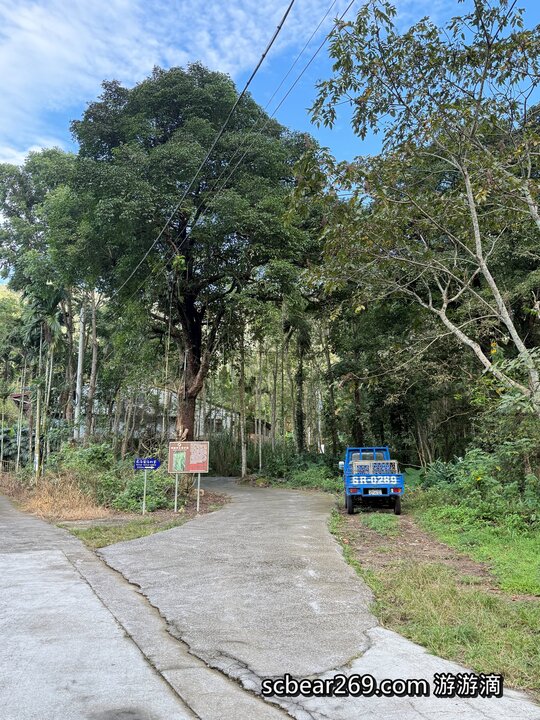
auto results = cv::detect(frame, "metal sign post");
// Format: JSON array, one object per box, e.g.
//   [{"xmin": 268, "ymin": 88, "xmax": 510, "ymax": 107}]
[
  {"xmin": 196, "ymin": 472, "xmax": 201, "ymax": 513},
  {"xmin": 174, "ymin": 473, "xmax": 179, "ymax": 513},
  {"xmin": 142, "ymin": 469, "xmax": 147, "ymax": 515},
  {"xmin": 133, "ymin": 458, "xmax": 161, "ymax": 515}
]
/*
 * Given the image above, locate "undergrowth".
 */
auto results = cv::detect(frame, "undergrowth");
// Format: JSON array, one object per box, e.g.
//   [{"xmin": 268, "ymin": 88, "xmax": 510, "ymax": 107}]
[{"xmin": 329, "ymin": 510, "xmax": 540, "ymax": 699}]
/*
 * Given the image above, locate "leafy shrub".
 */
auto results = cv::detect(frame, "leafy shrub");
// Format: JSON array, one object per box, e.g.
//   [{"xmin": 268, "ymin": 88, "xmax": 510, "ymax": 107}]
[
  {"xmin": 423, "ymin": 459, "xmax": 456, "ymax": 487},
  {"xmin": 208, "ymin": 433, "xmax": 308, "ymax": 477},
  {"xmin": 287, "ymin": 464, "xmax": 342, "ymax": 493},
  {"xmin": 112, "ymin": 471, "xmax": 175, "ymax": 513},
  {"xmin": 51, "ymin": 442, "xmax": 115, "ymax": 472},
  {"xmin": 423, "ymin": 445, "xmax": 540, "ymax": 529},
  {"xmin": 95, "ymin": 470, "xmax": 125, "ymax": 506}
]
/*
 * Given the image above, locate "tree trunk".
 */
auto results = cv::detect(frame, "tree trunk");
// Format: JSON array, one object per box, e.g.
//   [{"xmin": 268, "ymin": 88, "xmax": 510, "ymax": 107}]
[
  {"xmin": 257, "ymin": 342, "xmax": 263, "ymax": 471},
  {"xmin": 121, "ymin": 399, "xmax": 133, "ymax": 460},
  {"xmin": 85, "ymin": 294, "xmax": 99, "ymax": 441},
  {"xmin": 280, "ymin": 337, "xmax": 285, "ymax": 441},
  {"xmin": 271, "ymin": 349, "xmax": 278, "ymax": 450},
  {"xmin": 176, "ymin": 395, "xmax": 197, "ymax": 441},
  {"xmin": 112, "ymin": 394, "xmax": 122, "ymax": 457},
  {"xmin": 73, "ymin": 301, "xmax": 85, "ymax": 441},
  {"xmin": 175, "ymin": 341, "xmax": 200, "ymax": 441},
  {"xmin": 27, "ymin": 367, "xmax": 34, "ymax": 467},
  {"xmin": 351, "ymin": 380, "xmax": 364, "ymax": 446},
  {"xmin": 200, "ymin": 382, "xmax": 207, "ymax": 438},
  {"xmin": 0, "ymin": 405, "xmax": 4, "ymax": 467},
  {"xmin": 15, "ymin": 360, "xmax": 26, "ymax": 472},
  {"xmin": 295, "ymin": 347, "xmax": 305, "ymax": 454},
  {"xmin": 239, "ymin": 328, "xmax": 247, "ymax": 478},
  {"xmin": 33, "ymin": 326, "xmax": 44, "ymax": 478},
  {"xmin": 63, "ymin": 290, "xmax": 75, "ymax": 421},
  {"xmin": 322, "ymin": 327, "xmax": 339, "ymax": 457},
  {"xmin": 44, "ymin": 346, "xmax": 54, "ymax": 463}
]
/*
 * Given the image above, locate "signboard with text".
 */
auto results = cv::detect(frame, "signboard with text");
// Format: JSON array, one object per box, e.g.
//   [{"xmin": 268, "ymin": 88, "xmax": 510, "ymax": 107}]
[
  {"xmin": 168, "ymin": 441, "xmax": 209, "ymax": 474},
  {"xmin": 134, "ymin": 458, "xmax": 161, "ymax": 471}
]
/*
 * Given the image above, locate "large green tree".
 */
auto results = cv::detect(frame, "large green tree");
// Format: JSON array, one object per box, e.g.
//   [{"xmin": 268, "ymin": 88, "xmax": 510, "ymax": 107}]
[
  {"xmin": 301, "ymin": 0, "xmax": 540, "ymax": 416},
  {"xmin": 71, "ymin": 64, "xmax": 310, "ymax": 438}
]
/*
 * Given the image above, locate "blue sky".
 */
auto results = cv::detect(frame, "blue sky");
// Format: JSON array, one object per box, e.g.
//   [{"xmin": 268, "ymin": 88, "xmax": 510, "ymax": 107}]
[{"xmin": 1, "ymin": 0, "xmax": 540, "ymax": 166}]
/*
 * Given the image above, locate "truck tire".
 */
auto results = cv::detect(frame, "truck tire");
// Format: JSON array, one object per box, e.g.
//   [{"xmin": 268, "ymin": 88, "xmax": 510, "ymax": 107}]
[
  {"xmin": 393, "ymin": 496, "xmax": 402, "ymax": 515},
  {"xmin": 344, "ymin": 492, "xmax": 348, "ymax": 509},
  {"xmin": 346, "ymin": 494, "xmax": 355, "ymax": 515}
]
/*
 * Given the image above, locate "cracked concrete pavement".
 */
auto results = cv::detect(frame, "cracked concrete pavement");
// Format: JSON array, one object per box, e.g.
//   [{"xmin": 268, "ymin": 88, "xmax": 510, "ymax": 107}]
[
  {"xmin": 101, "ymin": 478, "xmax": 540, "ymax": 720},
  {"xmin": 0, "ymin": 494, "xmax": 287, "ymax": 720},
  {"xmin": 2, "ymin": 479, "xmax": 539, "ymax": 720}
]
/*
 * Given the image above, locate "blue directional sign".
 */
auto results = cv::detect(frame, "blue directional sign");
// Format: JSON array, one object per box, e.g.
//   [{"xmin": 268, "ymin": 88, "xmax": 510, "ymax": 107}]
[{"xmin": 134, "ymin": 458, "xmax": 161, "ymax": 471}]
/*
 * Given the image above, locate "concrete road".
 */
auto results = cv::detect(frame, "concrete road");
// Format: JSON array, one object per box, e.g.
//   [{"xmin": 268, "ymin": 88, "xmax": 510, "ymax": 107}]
[
  {"xmin": 102, "ymin": 478, "xmax": 540, "ymax": 720},
  {"xmin": 0, "ymin": 494, "xmax": 286, "ymax": 720},
  {"xmin": 0, "ymin": 496, "xmax": 195, "ymax": 720}
]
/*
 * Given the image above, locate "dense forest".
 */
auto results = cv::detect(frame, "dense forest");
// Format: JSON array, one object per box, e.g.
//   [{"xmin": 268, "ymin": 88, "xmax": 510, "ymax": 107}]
[{"xmin": 1, "ymin": 0, "xmax": 539, "ymax": 529}]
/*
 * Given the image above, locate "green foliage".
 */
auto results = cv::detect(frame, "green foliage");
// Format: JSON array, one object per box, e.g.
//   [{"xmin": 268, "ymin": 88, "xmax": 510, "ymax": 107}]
[
  {"xmin": 287, "ymin": 464, "xmax": 342, "ymax": 493},
  {"xmin": 422, "ymin": 459, "xmax": 456, "ymax": 487},
  {"xmin": 257, "ymin": 440, "xmax": 306, "ymax": 479},
  {"xmin": 112, "ymin": 471, "xmax": 176, "ymax": 513},
  {"xmin": 360, "ymin": 513, "xmax": 400, "ymax": 537},
  {"xmin": 207, "ymin": 433, "xmax": 243, "ymax": 476},
  {"xmin": 94, "ymin": 470, "xmax": 125, "ymax": 507},
  {"xmin": 416, "ymin": 505, "xmax": 540, "ymax": 596},
  {"xmin": 51, "ymin": 442, "xmax": 115, "ymax": 472},
  {"xmin": 43, "ymin": 442, "xmax": 185, "ymax": 513},
  {"xmin": 422, "ymin": 445, "xmax": 540, "ymax": 529},
  {"xmin": 257, "ymin": 455, "xmax": 341, "ymax": 494},
  {"xmin": 207, "ymin": 434, "xmax": 319, "ymax": 478}
]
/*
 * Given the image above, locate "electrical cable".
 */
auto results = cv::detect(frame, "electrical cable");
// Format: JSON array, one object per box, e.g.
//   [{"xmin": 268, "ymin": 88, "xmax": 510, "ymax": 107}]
[
  {"xmin": 117, "ymin": 0, "xmax": 356, "ymax": 308},
  {"xmin": 102, "ymin": 0, "xmax": 357, "ymax": 372},
  {"xmin": 112, "ymin": 0, "xmax": 297, "ymax": 299}
]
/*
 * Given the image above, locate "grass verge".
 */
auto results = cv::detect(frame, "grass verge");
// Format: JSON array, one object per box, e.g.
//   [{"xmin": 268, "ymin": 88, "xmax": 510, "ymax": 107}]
[
  {"xmin": 63, "ymin": 516, "xmax": 189, "ymax": 549},
  {"xmin": 1, "ymin": 472, "xmax": 111, "ymax": 520},
  {"xmin": 414, "ymin": 504, "xmax": 540, "ymax": 596},
  {"xmin": 329, "ymin": 508, "xmax": 540, "ymax": 699}
]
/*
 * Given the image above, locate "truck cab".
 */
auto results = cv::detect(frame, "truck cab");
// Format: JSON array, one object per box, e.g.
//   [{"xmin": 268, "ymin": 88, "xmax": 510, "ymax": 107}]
[{"xmin": 340, "ymin": 446, "xmax": 404, "ymax": 515}]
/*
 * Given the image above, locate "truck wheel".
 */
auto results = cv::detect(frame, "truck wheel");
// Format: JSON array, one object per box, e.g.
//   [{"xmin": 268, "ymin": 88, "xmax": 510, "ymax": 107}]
[
  {"xmin": 393, "ymin": 497, "xmax": 402, "ymax": 516},
  {"xmin": 344, "ymin": 491, "xmax": 348, "ymax": 509},
  {"xmin": 346, "ymin": 494, "xmax": 355, "ymax": 515}
]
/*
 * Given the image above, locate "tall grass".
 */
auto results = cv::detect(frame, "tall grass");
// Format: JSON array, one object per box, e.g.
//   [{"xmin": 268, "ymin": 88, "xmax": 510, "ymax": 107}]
[{"xmin": 19, "ymin": 474, "xmax": 111, "ymax": 520}]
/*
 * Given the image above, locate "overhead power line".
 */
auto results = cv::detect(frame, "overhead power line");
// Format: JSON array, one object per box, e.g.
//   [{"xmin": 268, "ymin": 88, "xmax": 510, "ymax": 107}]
[
  {"xmin": 110, "ymin": 0, "xmax": 357, "ymax": 318},
  {"xmin": 113, "ymin": 0, "xmax": 297, "ymax": 298}
]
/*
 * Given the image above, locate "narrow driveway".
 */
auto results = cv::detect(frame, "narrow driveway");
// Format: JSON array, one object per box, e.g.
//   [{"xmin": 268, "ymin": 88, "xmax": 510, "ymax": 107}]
[{"xmin": 102, "ymin": 478, "xmax": 540, "ymax": 720}]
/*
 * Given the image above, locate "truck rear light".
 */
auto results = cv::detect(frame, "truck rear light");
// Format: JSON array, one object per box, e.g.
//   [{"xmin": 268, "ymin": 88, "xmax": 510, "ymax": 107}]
[
  {"xmin": 391, "ymin": 488, "xmax": 401, "ymax": 493},
  {"xmin": 350, "ymin": 488, "xmax": 358, "ymax": 493}
]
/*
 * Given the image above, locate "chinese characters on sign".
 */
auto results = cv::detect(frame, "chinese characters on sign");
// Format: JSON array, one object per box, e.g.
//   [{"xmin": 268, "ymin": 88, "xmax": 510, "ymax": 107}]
[
  {"xmin": 134, "ymin": 458, "xmax": 161, "ymax": 470},
  {"xmin": 168, "ymin": 441, "xmax": 209, "ymax": 474}
]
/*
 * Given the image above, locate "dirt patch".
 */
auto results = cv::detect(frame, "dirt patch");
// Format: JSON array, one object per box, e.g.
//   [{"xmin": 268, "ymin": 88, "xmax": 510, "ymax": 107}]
[{"xmin": 337, "ymin": 506, "xmax": 538, "ymax": 602}]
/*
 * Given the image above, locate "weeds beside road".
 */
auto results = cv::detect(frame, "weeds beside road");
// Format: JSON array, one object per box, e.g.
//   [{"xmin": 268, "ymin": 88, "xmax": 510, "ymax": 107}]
[
  {"xmin": 0, "ymin": 441, "xmax": 229, "ymax": 549},
  {"xmin": 330, "ymin": 509, "xmax": 540, "ymax": 700},
  {"xmin": 62, "ymin": 516, "xmax": 190, "ymax": 548}
]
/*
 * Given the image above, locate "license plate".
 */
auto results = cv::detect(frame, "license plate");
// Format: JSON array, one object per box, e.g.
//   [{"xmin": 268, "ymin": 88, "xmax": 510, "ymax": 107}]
[{"xmin": 368, "ymin": 489, "xmax": 383, "ymax": 495}]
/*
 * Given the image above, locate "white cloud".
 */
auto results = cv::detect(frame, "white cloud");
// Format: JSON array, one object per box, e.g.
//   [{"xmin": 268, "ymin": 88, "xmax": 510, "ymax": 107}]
[
  {"xmin": 0, "ymin": 138, "xmax": 66, "ymax": 165},
  {"xmin": 0, "ymin": 0, "xmax": 345, "ymax": 158},
  {"xmin": 0, "ymin": 0, "xmax": 459, "ymax": 163}
]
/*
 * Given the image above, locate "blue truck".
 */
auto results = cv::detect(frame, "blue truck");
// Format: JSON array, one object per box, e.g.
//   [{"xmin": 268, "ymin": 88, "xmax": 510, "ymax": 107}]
[{"xmin": 339, "ymin": 446, "xmax": 404, "ymax": 516}]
